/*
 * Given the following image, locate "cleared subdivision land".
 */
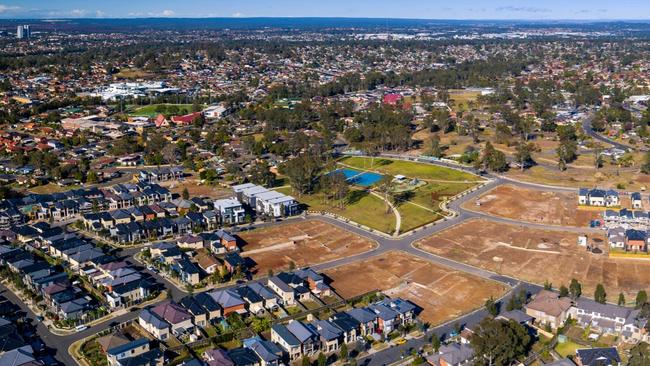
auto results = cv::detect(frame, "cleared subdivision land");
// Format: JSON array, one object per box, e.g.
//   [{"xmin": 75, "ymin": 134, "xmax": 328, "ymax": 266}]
[
  {"xmin": 466, "ymin": 184, "xmax": 600, "ymax": 227},
  {"xmin": 238, "ymin": 219, "xmax": 376, "ymax": 275},
  {"xmin": 323, "ymin": 251, "xmax": 507, "ymax": 325},
  {"xmin": 416, "ymin": 219, "xmax": 650, "ymax": 300}
]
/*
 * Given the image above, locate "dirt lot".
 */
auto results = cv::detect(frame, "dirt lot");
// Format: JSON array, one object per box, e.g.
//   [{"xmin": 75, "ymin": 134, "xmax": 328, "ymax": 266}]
[
  {"xmin": 323, "ymin": 251, "xmax": 507, "ymax": 325},
  {"xmin": 417, "ymin": 219, "xmax": 650, "ymax": 299},
  {"xmin": 466, "ymin": 185, "xmax": 600, "ymax": 227},
  {"xmin": 237, "ymin": 219, "xmax": 376, "ymax": 275}
]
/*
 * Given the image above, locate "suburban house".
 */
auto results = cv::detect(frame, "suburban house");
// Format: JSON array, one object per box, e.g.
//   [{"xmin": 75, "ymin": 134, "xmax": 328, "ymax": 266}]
[
  {"xmin": 209, "ymin": 289, "xmax": 247, "ymax": 316},
  {"xmin": 570, "ymin": 298, "xmax": 644, "ymax": 340},
  {"xmin": 632, "ymin": 192, "xmax": 643, "ymax": 209},
  {"xmin": 426, "ymin": 343, "xmax": 475, "ymax": 366},
  {"xmin": 151, "ymin": 301, "xmax": 194, "ymax": 336},
  {"xmin": 139, "ymin": 309, "xmax": 171, "ymax": 341},
  {"xmin": 578, "ymin": 188, "xmax": 619, "ymax": 207},
  {"xmin": 575, "ymin": 348, "xmax": 621, "ymax": 366},
  {"xmin": 106, "ymin": 338, "xmax": 164, "ymax": 366},
  {"xmin": 213, "ymin": 198, "xmax": 246, "ymax": 225},
  {"xmin": 271, "ymin": 324, "xmax": 302, "ymax": 361},
  {"xmin": 524, "ymin": 290, "xmax": 573, "ymax": 329}
]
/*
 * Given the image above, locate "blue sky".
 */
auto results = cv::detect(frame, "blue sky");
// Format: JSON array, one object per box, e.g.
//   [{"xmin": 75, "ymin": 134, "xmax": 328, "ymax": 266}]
[{"xmin": 1, "ymin": 0, "xmax": 649, "ymax": 20}]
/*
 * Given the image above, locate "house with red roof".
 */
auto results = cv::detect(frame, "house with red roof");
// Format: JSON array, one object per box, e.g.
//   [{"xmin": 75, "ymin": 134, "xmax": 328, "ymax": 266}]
[
  {"xmin": 155, "ymin": 114, "xmax": 169, "ymax": 128},
  {"xmin": 171, "ymin": 112, "xmax": 202, "ymax": 126},
  {"xmin": 383, "ymin": 93, "xmax": 402, "ymax": 106}
]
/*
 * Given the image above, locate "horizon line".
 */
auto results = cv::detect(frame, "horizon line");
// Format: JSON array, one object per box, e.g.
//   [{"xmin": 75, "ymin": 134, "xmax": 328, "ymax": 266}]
[{"xmin": 2, "ymin": 16, "xmax": 650, "ymax": 22}]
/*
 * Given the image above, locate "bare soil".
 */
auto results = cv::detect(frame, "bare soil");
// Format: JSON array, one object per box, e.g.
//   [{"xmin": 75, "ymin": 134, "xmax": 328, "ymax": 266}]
[{"xmin": 323, "ymin": 251, "xmax": 507, "ymax": 325}]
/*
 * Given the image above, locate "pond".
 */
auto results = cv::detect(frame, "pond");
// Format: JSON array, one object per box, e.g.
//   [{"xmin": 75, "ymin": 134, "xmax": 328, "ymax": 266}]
[{"xmin": 331, "ymin": 168, "xmax": 384, "ymax": 187}]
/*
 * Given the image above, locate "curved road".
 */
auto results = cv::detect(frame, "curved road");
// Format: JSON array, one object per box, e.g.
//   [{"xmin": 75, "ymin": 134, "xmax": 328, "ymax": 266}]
[{"xmin": 8, "ymin": 155, "xmax": 596, "ymax": 366}]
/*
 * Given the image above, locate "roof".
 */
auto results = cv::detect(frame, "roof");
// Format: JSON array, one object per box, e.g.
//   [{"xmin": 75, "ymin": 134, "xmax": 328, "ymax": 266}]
[
  {"xmin": 139, "ymin": 309, "xmax": 170, "ymax": 330},
  {"xmin": 576, "ymin": 347, "xmax": 620, "ymax": 366},
  {"xmin": 227, "ymin": 347, "xmax": 261, "ymax": 366},
  {"xmin": 209, "ymin": 289, "xmax": 245, "ymax": 308},
  {"xmin": 347, "ymin": 307, "xmax": 377, "ymax": 323},
  {"xmin": 427, "ymin": 343, "xmax": 474, "ymax": 366},
  {"xmin": 525, "ymin": 290, "xmax": 572, "ymax": 317},
  {"xmin": 151, "ymin": 301, "xmax": 192, "ymax": 324},
  {"xmin": 96, "ymin": 332, "xmax": 130, "ymax": 353},
  {"xmin": 271, "ymin": 324, "xmax": 300, "ymax": 347},
  {"xmin": 107, "ymin": 338, "xmax": 149, "ymax": 357},
  {"xmin": 286, "ymin": 320, "xmax": 318, "ymax": 343}
]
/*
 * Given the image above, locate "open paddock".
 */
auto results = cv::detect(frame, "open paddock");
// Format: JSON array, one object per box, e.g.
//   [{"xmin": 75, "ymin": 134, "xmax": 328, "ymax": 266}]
[
  {"xmin": 323, "ymin": 251, "xmax": 507, "ymax": 325},
  {"xmin": 237, "ymin": 219, "xmax": 376, "ymax": 274},
  {"xmin": 416, "ymin": 219, "xmax": 650, "ymax": 299}
]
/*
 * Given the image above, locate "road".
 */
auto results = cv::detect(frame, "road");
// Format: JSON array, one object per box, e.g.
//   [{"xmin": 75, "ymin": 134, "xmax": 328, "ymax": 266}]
[
  {"xmin": 1, "ymin": 154, "xmax": 597, "ymax": 366},
  {"xmin": 581, "ymin": 116, "xmax": 633, "ymax": 151}
]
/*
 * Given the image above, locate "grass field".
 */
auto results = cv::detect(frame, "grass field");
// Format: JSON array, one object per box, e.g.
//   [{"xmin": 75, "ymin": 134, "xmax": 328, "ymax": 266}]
[
  {"xmin": 130, "ymin": 103, "xmax": 200, "ymax": 118},
  {"xmin": 340, "ymin": 156, "xmax": 479, "ymax": 182},
  {"xmin": 114, "ymin": 68, "xmax": 153, "ymax": 79},
  {"xmin": 555, "ymin": 340, "xmax": 583, "ymax": 358},
  {"xmin": 396, "ymin": 203, "xmax": 442, "ymax": 232},
  {"xmin": 276, "ymin": 186, "xmax": 396, "ymax": 234}
]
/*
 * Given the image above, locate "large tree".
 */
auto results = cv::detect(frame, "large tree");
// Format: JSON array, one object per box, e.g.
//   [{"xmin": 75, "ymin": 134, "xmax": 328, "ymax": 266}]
[
  {"xmin": 470, "ymin": 317, "xmax": 532, "ymax": 366},
  {"xmin": 283, "ymin": 152, "xmax": 322, "ymax": 195}
]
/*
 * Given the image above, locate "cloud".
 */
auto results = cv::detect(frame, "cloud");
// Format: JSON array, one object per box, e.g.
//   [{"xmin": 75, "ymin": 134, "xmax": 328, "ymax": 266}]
[
  {"xmin": 232, "ymin": 12, "xmax": 244, "ymax": 17},
  {"xmin": 0, "ymin": 4, "xmax": 21, "ymax": 13},
  {"xmin": 95, "ymin": 10, "xmax": 105, "ymax": 17},
  {"xmin": 161, "ymin": 9, "xmax": 175, "ymax": 17},
  {"xmin": 495, "ymin": 6, "xmax": 551, "ymax": 13},
  {"xmin": 70, "ymin": 9, "xmax": 88, "ymax": 17}
]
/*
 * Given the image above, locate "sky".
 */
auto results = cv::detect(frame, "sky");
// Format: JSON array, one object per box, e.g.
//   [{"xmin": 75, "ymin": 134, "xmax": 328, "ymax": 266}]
[{"xmin": 1, "ymin": 0, "xmax": 650, "ymax": 20}]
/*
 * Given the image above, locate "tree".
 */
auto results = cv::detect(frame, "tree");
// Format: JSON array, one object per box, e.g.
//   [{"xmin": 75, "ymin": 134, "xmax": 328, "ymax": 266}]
[
  {"xmin": 482, "ymin": 142, "xmax": 508, "ymax": 172},
  {"xmin": 570, "ymin": 279, "xmax": 582, "ymax": 300},
  {"xmin": 595, "ymin": 283, "xmax": 607, "ymax": 304},
  {"xmin": 427, "ymin": 134, "xmax": 443, "ymax": 158},
  {"xmin": 182, "ymin": 187, "xmax": 190, "ymax": 200},
  {"xmin": 86, "ymin": 171, "xmax": 99, "ymax": 184},
  {"xmin": 637, "ymin": 290, "xmax": 648, "ymax": 308},
  {"xmin": 317, "ymin": 352, "xmax": 326, "ymax": 366},
  {"xmin": 642, "ymin": 151, "xmax": 650, "ymax": 175},
  {"xmin": 288, "ymin": 261, "xmax": 296, "ymax": 271},
  {"xmin": 431, "ymin": 333, "xmax": 441, "ymax": 353},
  {"xmin": 629, "ymin": 342, "xmax": 650, "ymax": 366},
  {"xmin": 543, "ymin": 280, "xmax": 553, "ymax": 291},
  {"xmin": 339, "ymin": 343, "xmax": 349, "ymax": 361},
  {"xmin": 618, "ymin": 293, "xmax": 626, "ymax": 306},
  {"xmin": 559, "ymin": 285, "xmax": 569, "ymax": 298},
  {"xmin": 249, "ymin": 161, "xmax": 276, "ymax": 187},
  {"xmin": 485, "ymin": 297, "xmax": 498, "ymax": 317},
  {"xmin": 283, "ymin": 152, "xmax": 322, "ymax": 195},
  {"xmin": 376, "ymin": 176, "xmax": 395, "ymax": 214},
  {"xmin": 514, "ymin": 142, "xmax": 534, "ymax": 171},
  {"xmin": 470, "ymin": 317, "xmax": 532, "ymax": 366},
  {"xmin": 301, "ymin": 356, "xmax": 311, "ymax": 366}
]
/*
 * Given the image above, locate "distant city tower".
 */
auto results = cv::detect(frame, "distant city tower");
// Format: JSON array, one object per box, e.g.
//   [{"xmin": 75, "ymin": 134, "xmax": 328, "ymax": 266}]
[{"xmin": 16, "ymin": 24, "xmax": 30, "ymax": 39}]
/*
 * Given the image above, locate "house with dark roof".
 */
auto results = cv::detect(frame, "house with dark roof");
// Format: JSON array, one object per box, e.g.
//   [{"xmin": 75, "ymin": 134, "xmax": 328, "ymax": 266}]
[
  {"xmin": 329, "ymin": 312, "xmax": 360, "ymax": 344},
  {"xmin": 347, "ymin": 308, "xmax": 377, "ymax": 336},
  {"xmin": 575, "ymin": 347, "xmax": 621, "ymax": 366},
  {"xmin": 179, "ymin": 295, "xmax": 208, "ymax": 327},
  {"xmin": 227, "ymin": 347, "xmax": 261, "ymax": 366},
  {"xmin": 243, "ymin": 337, "xmax": 283, "ymax": 366},
  {"xmin": 194, "ymin": 292, "xmax": 223, "ymax": 321}
]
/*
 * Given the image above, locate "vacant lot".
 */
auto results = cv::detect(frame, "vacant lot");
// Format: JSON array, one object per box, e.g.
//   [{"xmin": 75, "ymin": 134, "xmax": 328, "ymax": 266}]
[
  {"xmin": 417, "ymin": 219, "xmax": 650, "ymax": 299},
  {"xmin": 238, "ymin": 220, "xmax": 376, "ymax": 275},
  {"xmin": 466, "ymin": 185, "xmax": 599, "ymax": 227},
  {"xmin": 324, "ymin": 251, "xmax": 507, "ymax": 325}
]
